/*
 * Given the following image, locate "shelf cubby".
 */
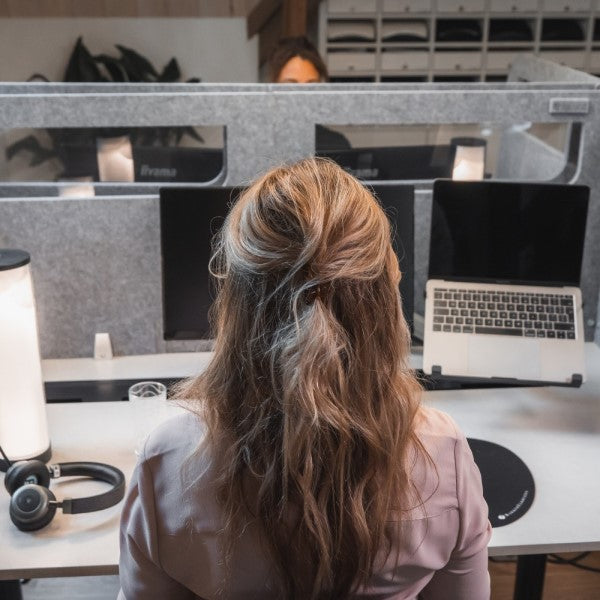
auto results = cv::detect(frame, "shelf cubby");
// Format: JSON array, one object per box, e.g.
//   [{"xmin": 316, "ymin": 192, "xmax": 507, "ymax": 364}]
[{"xmin": 320, "ymin": 0, "xmax": 600, "ymax": 82}]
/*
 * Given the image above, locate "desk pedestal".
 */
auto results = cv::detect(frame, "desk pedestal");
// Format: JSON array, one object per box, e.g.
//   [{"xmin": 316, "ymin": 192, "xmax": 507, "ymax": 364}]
[
  {"xmin": 515, "ymin": 554, "xmax": 546, "ymax": 600},
  {"xmin": 0, "ymin": 580, "xmax": 22, "ymax": 600}
]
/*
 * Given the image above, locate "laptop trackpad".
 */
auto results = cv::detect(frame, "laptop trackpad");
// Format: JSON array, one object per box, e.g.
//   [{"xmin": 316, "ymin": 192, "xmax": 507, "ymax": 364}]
[{"xmin": 468, "ymin": 337, "xmax": 541, "ymax": 380}]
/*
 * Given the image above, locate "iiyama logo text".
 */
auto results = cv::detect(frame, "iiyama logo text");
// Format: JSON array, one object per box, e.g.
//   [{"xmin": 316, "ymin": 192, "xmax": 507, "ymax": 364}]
[{"xmin": 140, "ymin": 164, "xmax": 177, "ymax": 178}]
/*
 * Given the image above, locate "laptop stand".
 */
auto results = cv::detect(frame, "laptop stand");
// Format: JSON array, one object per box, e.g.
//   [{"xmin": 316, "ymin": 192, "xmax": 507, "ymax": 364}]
[{"xmin": 428, "ymin": 366, "xmax": 583, "ymax": 389}]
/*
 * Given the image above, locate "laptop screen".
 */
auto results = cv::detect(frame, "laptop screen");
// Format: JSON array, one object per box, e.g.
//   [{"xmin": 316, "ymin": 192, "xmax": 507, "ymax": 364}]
[
  {"xmin": 161, "ymin": 184, "xmax": 414, "ymax": 340},
  {"xmin": 429, "ymin": 180, "xmax": 589, "ymax": 287}
]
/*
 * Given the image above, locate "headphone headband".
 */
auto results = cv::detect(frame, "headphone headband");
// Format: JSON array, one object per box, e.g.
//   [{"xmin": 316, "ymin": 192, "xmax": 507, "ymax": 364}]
[
  {"xmin": 2, "ymin": 450, "xmax": 126, "ymax": 531},
  {"xmin": 52, "ymin": 462, "xmax": 125, "ymax": 514}
]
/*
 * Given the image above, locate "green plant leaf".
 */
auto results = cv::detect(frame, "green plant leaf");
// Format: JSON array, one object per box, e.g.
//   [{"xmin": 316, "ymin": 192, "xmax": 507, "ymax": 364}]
[
  {"xmin": 64, "ymin": 37, "xmax": 106, "ymax": 82},
  {"xmin": 47, "ymin": 127, "xmax": 95, "ymax": 146},
  {"xmin": 27, "ymin": 73, "xmax": 50, "ymax": 82},
  {"xmin": 13, "ymin": 36, "xmax": 204, "ymax": 173},
  {"xmin": 94, "ymin": 54, "xmax": 129, "ymax": 82},
  {"xmin": 158, "ymin": 58, "xmax": 180, "ymax": 82},
  {"xmin": 115, "ymin": 44, "xmax": 159, "ymax": 82},
  {"xmin": 180, "ymin": 126, "xmax": 205, "ymax": 144},
  {"xmin": 5, "ymin": 135, "xmax": 56, "ymax": 166}
]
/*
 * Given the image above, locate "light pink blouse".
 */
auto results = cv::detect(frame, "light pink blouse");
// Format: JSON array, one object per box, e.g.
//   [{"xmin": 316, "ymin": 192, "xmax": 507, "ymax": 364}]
[{"xmin": 118, "ymin": 406, "xmax": 491, "ymax": 599}]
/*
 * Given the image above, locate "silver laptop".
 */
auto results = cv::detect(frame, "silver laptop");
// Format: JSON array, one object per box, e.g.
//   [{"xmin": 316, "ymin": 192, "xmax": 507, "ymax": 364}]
[{"xmin": 423, "ymin": 180, "xmax": 589, "ymax": 386}]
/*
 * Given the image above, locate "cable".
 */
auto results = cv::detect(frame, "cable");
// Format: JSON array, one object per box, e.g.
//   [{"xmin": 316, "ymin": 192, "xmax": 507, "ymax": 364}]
[
  {"xmin": 548, "ymin": 553, "xmax": 600, "ymax": 574},
  {"xmin": 489, "ymin": 556, "xmax": 517, "ymax": 563},
  {"xmin": 548, "ymin": 552, "xmax": 590, "ymax": 564},
  {"xmin": 490, "ymin": 553, "xmax": 600, "ymax": 574},
  {"xmin": 0, "ymin": 444, "xmax": 13, "ymax": 467}
]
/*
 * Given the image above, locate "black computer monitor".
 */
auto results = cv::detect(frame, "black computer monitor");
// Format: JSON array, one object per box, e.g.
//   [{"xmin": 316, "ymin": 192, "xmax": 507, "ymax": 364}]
[
  {"xmin": 160, "ymin": 184, "xmax": 414, "ymax": 340},
  {"xmin": 318, "ymin": 145, "xmax": 457, "ymax": 180},
  {"xmin": 369, "ymin": 183, "xmax": 415, "ymax": 333},
  {"xmin": 133, "ymin": 147, "xmax": 223, "ymax": 183},
  {"xmin": 160, "ymin": 187, "xmax": 239, "ymax": 340}
]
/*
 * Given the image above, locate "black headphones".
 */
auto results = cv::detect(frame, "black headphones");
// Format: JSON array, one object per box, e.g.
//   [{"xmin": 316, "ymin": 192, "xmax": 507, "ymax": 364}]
[{"xmin": 1, "ymin": 446, "xmax": 125, "ymax": 532}]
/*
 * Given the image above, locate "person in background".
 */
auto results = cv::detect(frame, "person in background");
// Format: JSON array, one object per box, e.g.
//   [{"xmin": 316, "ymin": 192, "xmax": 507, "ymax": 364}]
[
  {"xmin": 267, "ymin": 35, "xmax": 328, "ymax": 84},
  {"xmin": 267, "ymin": 36, "xmax": 351, "ymax": 151},
  {"xmin": 118, "ymin": 158, "xmax": 491, "ymax": 600}
]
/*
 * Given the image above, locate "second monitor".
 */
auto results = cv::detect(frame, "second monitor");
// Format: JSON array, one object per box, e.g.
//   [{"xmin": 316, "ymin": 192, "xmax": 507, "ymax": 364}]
[
  {"xmin": 318, "ymin": 145, "xmax": 457, "ymax": 181},
  {"xmin": 160, "ymin": 183, "xmax": 415, "ymax": 340}
]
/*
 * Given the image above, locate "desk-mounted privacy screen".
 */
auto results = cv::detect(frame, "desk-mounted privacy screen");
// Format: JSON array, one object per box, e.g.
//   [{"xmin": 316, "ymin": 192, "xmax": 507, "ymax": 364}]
[
  {"xmin": 2, "ymin": 126, "xmax": 224, "ymax": 187},
  {"xmin": 160, "ymin": 185, "xmax": 414, "ymax": 340}
]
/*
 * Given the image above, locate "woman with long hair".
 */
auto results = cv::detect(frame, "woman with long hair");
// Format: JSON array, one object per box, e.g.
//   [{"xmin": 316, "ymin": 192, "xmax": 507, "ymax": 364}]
[{"xmin": 118, "ymin": 158, "xmax": 491, "ymax": 599}]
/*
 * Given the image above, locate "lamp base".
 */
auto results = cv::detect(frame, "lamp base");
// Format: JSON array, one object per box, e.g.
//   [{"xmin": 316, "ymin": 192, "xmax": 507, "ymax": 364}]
[{"xmin": 0, "ymin": 444, "xmax": 52, "ymax": 472}]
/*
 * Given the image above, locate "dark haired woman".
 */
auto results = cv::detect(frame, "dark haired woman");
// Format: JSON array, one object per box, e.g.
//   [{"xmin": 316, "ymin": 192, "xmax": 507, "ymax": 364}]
[
  {"xmin": 118, "ymin": 158, "xmax": 491, "ymax": 599},
  {"xmin": 268, "ymin": 35, "xmax": 329, "ymax": 83},
  {"xmin": 267, "ymin": 36, "xmax": 350, "ymax": 152}
]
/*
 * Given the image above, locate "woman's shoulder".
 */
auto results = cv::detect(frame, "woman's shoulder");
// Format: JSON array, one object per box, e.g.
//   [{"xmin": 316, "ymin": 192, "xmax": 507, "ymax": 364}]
[
  {"xmin": 141, "ymin": 409, "xmax": 206, "ymax": 464},
  {"xmin": 408, "ymin": 405, "xmax": 471, "ymax": 514},
  {"xmin": 415, "ymin": 404, "xmax": 462, "ymax": 444},
  {"xmin": 128, "ymin": 409, "xmax": 225, "ymax": 588},
  {"xmin": 138, "ymin": 409, "xmax": 219, "ymax": 521}
]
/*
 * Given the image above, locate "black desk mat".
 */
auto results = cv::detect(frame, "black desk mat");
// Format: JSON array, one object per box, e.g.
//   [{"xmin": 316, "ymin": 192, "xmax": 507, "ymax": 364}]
[{"xmin": 468, "ymin": 438, "xmax": 535, "ymax": 528}]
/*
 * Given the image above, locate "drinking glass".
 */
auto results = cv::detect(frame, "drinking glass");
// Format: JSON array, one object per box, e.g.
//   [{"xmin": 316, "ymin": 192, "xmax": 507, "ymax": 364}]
[{"xmin": 128, "ymin": 381, "xmax": 168, "ymax": 455}]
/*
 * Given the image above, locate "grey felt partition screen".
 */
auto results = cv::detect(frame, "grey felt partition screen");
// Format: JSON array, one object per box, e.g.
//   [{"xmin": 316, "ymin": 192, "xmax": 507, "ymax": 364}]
[{"xmin": 1, "ymin": 72, "xmax": 600, "ymax": 358}]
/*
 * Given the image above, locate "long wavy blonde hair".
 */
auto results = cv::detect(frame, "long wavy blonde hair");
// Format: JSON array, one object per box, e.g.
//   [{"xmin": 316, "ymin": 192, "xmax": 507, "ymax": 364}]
[{"xmin": 180, "ymin": 158, "xmax": 424, "ymax": 599}]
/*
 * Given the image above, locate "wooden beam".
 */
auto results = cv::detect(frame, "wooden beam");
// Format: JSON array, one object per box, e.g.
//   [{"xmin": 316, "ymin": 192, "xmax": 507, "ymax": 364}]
[
  {"xmin": 0, "ymin": 0, "xmax": 240, "ymax": 17},
  {"xmin": 230, "ymin": 0, "xmax": 251, "ymax": 16},
  {"xmin": 102, "ymin": 0, "xmax": 138, "ymax": 16},
  {"xmin": 258, "ymin": 4, "xmax": 283, "ymax": 67},
  {"xmin": 282, "ymin": 0, "xmax": 306, "ymax": 37},
  {"xmin": 247, "ymin": 0, "xmax": 281, "ymax": 39},
  {"xmin": 256, "ymin": 0, "xmax": 323, "ymax": 69},
  {"xmin": 307, "ymin": 0, "xmax": 322, "ymax": 23}
]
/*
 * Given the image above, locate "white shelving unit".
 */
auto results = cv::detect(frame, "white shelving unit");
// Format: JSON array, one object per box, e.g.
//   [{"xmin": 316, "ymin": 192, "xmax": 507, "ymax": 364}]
[{"xmin": 319, "ymin": 0, "xmax": 600, "ymax": 82}]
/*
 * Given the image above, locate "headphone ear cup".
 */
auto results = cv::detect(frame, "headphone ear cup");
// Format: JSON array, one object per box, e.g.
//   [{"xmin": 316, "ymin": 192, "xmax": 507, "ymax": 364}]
[
  {"xmin": 4, "ymin": 460, "xmax": 51, "ymax": 495},
  {"xmin": 10, "ymin": 485, "xmax": 57, "ymax": 532}
]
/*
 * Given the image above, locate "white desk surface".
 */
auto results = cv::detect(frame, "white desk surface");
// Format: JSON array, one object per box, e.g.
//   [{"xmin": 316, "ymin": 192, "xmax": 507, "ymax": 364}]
[{"xmin": 1, "ymin": 345, "xmax": 600, "ymax": 580}]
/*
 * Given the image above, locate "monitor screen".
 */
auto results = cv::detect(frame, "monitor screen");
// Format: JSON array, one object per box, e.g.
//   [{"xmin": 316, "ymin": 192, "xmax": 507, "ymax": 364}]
[
  {"xmin": 133, "ymin": 147, "xmax": 223, "ymax": 183},
  {"xmin": 319, "ymin": 145, "xmax": 457, "ymax": 180},
  {"xmin": 161, "ymin": 184, "xmax": 414, "ymax": 340},
  {"xmin": 368, "ymin": 183, "xmax": 414, "ymax": 332},
  {"xmin": 429, "ymin": 180, "xmax": 589, "ymax": 286},
  {"xmin": 160, "ymin": 187, "xmax": 239, "ymax": 340}
]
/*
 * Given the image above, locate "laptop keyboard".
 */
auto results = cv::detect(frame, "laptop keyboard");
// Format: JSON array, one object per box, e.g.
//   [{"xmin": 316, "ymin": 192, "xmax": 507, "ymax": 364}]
[{"xmin": 432, "ymin": 288, "xmax": 576, "ymax": 339}]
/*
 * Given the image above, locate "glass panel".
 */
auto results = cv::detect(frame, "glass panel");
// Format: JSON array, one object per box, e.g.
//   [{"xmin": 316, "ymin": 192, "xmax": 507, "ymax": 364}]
[
  {"xmin": 316, "ymin": 122, "xmax": 575, "ymax": 182},
  {"xmin": 0, "ymin": 125, "xmax": 225, "ymax": 186}
]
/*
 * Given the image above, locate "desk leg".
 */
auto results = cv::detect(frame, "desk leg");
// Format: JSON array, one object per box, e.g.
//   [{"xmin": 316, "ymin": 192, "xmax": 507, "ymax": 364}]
[
  {"xmin": 514, "ymin": 554, "xmax": 546, "ymax": 600},
  {"xmin": 0, "ymin": 580, "xmax": 23, "ymax": 600}
]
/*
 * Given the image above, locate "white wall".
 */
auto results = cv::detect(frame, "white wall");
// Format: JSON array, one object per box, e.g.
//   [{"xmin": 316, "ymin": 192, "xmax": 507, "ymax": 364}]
[{"xmin": 0, "ymin": 18, "xmax": 258, "ymax": 82}]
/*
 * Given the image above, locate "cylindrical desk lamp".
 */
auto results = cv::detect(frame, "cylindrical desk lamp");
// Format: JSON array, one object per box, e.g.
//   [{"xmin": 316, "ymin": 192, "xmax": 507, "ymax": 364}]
[
  {"xmin": 451, "ymin": 137, "xmax": 487, "ymax": 181},
  {"xmin": 0, "ymin": 250, "xmax": 51, "ymax": 471}
]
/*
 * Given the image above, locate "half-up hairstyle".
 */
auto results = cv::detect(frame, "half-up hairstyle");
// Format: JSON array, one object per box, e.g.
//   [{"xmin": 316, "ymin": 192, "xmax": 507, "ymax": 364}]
[{"xmin": 179, "ymin": 158, "xmax": 425, "ymax": 599}]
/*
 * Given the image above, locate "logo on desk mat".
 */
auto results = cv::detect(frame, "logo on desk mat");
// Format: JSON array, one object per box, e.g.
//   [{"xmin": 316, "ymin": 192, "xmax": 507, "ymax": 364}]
[{"xmin": 498, "ymin": 489, "xmax": 529, "ymax": 521}]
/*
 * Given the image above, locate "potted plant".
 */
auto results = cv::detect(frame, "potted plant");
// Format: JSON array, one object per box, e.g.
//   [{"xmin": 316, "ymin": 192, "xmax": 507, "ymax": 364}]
[{"xmin": 7, "ymin": 37, "xmax": 223, "ymax": 183}]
